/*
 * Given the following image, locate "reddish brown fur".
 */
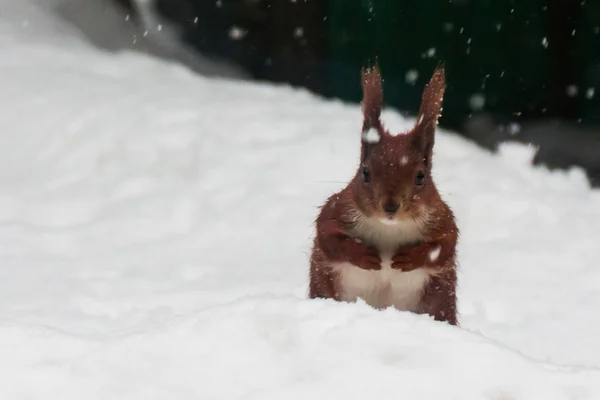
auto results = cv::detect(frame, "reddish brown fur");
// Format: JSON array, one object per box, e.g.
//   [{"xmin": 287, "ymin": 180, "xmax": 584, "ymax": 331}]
[{"xmin": 308, "ymin": 64, "xmax": 459, "ymax": 325}]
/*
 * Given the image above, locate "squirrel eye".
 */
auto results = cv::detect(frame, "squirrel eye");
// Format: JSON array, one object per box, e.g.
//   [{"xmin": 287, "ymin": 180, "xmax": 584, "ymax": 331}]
[
  {"xmin": 361, "ymin": 166, "xmax": 371, "ymax": 183},
  {"xmin": 415, "ymin": 170, "xmax": 425, "ymax": 186}
]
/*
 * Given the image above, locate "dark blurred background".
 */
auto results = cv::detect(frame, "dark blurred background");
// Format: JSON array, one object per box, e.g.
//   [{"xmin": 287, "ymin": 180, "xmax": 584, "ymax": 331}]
[{"xmin": 108, "ymin": 0, "xmax": 600, "ymax": 186}]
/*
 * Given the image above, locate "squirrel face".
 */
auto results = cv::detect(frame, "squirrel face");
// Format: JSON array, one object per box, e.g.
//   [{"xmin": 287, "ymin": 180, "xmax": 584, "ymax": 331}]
[
  {"xmin": 352, "ymin": 130, "xmax": 435, "ymax": 222},
  {"xmin": 351, "ymin": 64, "xmax": 446, "ymax": 224}
]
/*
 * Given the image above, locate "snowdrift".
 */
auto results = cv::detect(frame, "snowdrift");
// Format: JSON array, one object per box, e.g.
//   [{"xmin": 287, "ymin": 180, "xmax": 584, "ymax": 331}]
[{"xmin": 3, "ymin": 297, "xmax": 599, "ymax": 399}]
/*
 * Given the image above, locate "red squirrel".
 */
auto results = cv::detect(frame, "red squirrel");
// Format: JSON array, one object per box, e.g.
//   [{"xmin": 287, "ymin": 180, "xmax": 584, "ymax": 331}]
[{"xmin": 308, "ymin": 64, "xmax": 459, "ymax": 325}]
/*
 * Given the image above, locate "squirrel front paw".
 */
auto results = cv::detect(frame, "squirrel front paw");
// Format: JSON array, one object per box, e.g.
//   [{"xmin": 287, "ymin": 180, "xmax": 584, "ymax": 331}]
[
  {"xmin": 391, "ymin": 243, "xmax": 441, "ymax": 271},
  {"xmin": 346, "ymin": 240, "xmax": 382, "ymax": 270}
]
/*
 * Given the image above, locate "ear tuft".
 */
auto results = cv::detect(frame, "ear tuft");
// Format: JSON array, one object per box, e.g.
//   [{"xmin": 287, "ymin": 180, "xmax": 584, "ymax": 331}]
[
  {"xmin": 412, "ymin": 65, "xmax": 447, "ymax": 165},
  {"xmin": 360, "ymin": 64, "xmax": 384, "ymax": 134},
  {"xmin": 416, "ymin": 64, "xmax": 446, "ymax": 130}
]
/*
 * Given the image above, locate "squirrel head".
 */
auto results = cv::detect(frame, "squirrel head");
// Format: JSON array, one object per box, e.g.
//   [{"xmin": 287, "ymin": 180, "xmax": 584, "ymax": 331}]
[{"xmin": 351, "ymin": 64, "xmax": 446, "ymax": 223}]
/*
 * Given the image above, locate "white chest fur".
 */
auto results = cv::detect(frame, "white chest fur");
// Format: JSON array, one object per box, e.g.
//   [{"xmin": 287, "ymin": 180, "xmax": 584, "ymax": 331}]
[
  {"xmin": 332, "ymin": 214, "xmax": 432, "ymax": 311},
  {"xmin": 332, "ymin": 260, "xmax": 431, "ymax": 311}
]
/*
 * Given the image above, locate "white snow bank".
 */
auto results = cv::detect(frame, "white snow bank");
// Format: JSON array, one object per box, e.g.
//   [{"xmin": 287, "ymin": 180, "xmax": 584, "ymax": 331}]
[
  {"xmin": 0, "ymin": 1, "xmax": 600, "ymax": 399},
  {"xmin": 2, "ymin": 298, "xmax": 599, "ymax": 399}
]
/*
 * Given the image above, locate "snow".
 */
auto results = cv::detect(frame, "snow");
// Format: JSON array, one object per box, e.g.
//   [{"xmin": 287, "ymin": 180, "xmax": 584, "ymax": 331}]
[
  {"xmin": 1, "ymin": 1, "xmax": 600, "ymax": 399},
  {"xmin": 586, "ymin": 87, "xmax": 596, "ymax": 99},
  {"xmin": 428, "ymin": 245, "xmax": 441, "ymax": 262},
  {"xmin": 361, "ymin": 127, "xmax": 381, "ymax": 143}
]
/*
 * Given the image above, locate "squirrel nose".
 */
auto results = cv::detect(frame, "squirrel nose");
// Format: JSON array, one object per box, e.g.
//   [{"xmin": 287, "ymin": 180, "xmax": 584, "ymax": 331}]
[{"xmin": 383, "ymin": 199, "xmax": 400, "ymax": 214}]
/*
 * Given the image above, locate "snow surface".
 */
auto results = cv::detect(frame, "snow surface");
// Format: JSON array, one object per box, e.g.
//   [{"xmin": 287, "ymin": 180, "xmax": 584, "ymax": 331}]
[{"xmin": 1, "ymin": 1, "xmax": 600, "ymax": 399}]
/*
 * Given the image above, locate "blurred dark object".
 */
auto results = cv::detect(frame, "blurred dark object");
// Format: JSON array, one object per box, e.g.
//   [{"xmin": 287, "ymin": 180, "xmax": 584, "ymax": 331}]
[
  {"xmin": 113, "ymin": 0, "xmax": 135, "ymax": 14},
  {"xmin": 55, "ymin": 0, "xmax": 249, "ymax": 79},
  {"xmin": 154, "ymin": 0, "xmax": 331, "ymax": 96},
  {"xmin": 464, "ymin": 113, "xmax": 600, "ymax": 187}
]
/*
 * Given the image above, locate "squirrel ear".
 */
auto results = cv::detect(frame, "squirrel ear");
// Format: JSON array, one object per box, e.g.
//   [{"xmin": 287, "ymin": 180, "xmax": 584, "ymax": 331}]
[
  {"xmin": 360, "ymin": 64, "xmax": 383, "ymax": 134},
  {"xmin": 412, "ymin": 64, "xmax": 446, "ymax": 164},
  {"xmin": 360, "ymin": 64, "xmax": 386, "ymax": 160}
]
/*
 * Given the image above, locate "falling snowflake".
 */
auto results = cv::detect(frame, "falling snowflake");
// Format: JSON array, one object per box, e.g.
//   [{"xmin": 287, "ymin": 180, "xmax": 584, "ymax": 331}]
[
  {"xmin": 362, "ymin": 128, "xmax": 380, "ymax": 144},
  {"xmin": 566, "ymin": 85, "xmax": 578, "ymax": 97},
  {"xmin": 469, "ymin": 94, "xmax": 486, "ymax": 111},
  {"xmin": 423, "ymin": 47, "xmax": 436, "ymax": 58},
  {"xmin": 542, "ymin": 37, "xmax": 548, "ymax": 48},
  {"xmin": 229, "ymin": 26, "xmax": 247, "ymax": 40},
  {"xmin": 405, "ymin": 69, "xmax": 419, "ymax": 85},
  {"xmin": 428, "ymin": 246, "xmax": 441, "ymax": 262},
  {"xmin": 509, "ymin": 123, "xmax": 521, "ymax": 135},
  {"xmin": 586, "ymin": 87, "xmax": 595, "ymax": 99}
]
